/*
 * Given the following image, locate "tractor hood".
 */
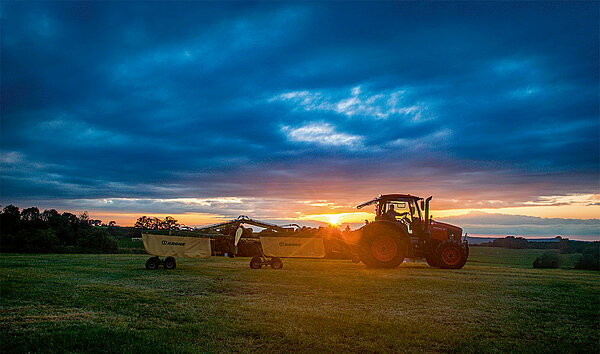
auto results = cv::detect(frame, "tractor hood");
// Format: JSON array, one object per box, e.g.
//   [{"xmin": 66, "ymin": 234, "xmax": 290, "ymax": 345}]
[
  {"xmin": 429, "ymin": 220, "xmax": 463, "ymax": 242},
  {"xmin": 430, "ymin": 220, "xmax": 462, "ymax": 233}
]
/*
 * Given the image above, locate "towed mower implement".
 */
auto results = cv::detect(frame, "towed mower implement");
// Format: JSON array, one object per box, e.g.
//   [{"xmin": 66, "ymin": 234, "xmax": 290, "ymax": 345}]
[{"xmin": 141, "ymin": 216, "xmax": 329, "ymax": 270}]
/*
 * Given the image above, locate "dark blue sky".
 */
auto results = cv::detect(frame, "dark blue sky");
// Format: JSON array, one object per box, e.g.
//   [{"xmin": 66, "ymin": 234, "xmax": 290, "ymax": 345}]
[{"xmin": 1, "ymin": 2, "xmax": 599, "ymax": 233}]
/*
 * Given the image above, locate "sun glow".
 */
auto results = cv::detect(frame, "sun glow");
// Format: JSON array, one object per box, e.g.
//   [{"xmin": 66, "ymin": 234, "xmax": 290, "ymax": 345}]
[
  {"xmin": 328, "ymin": 215, "xmax": 341, "ymax": 226},
  {"xmin": 301, "ymin": 212, "xmax": 374, "ymax": 226}
]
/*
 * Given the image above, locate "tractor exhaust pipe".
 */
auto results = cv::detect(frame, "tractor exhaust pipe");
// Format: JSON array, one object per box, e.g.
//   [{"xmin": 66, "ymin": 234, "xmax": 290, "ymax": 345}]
[{"xmin": 424, "ymin": 196, "xmax": 432, "ymax": 229}]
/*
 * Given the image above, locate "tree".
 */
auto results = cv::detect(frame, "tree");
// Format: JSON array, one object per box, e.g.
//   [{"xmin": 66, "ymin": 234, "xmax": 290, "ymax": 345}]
[
  {"xmin": 533, "ymin": 251, "xmax": 561, "ymax": 268},
  {"xmin": 79, "ymin": 211, "xmax": 89, "ymax": 223},
  {"xmin": 1, "ymin": 205, "xmax": 21, "ymax": 234},
  {"xmin": 41, "ymin": 209, "xmax": 59, "ymax": 222},
  {"xmin": 150, "ymin": 217, "xmax": 161, "ymax": 229},
  {"xmin": 108, "ymin": 221, "xmax": 117, "ymax": 227},
  {"xmin": 21, "ymin": 207, "xmax": 40, "ymax": 221},
  {"xmin": 89, "ymin": 219, "xmax": 102, "ymax": 227},
  {"xmin": 62, "ymin": 212, "xmax": 78, "ymax": 225},
  {"xmin": 135, "ymin": 216, "xmax": 179, "ymax": 230},
  {"xmin": 22, "ymin": 229, "xmax": 60, "ymax": 253},
  {"xmin": 574, "ymin": 242, "xmax": 600, "ymax": 270},
  {"xmin": 77, "ymin": 229, "xmax": 118, "ymax": 253},
  {"xmin": 162, "ymin": 216, "xmax": 180, "ymax": 230},
  {"xmin": 135, "ymin": 216, "xmax": 152, "ymax": 229}
]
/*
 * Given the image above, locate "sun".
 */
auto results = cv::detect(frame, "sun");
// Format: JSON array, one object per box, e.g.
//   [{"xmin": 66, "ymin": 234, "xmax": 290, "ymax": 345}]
[{"xmin": 328, "ymin": 214, "xmax": 341, "ymax": 226}]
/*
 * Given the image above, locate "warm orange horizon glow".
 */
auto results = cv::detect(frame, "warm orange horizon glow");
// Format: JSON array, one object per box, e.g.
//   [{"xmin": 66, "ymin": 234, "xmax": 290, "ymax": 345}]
[
  {"xmin": 301, "ymin": 212, "xmax": 374, "ymax": 226},
  {"xmin": 81, "ymin": 212, "xmax": 228, "ymax": 227},
  {"xmin": 78, "ymin": 194, "xmax": 600, "ymax": 228}
]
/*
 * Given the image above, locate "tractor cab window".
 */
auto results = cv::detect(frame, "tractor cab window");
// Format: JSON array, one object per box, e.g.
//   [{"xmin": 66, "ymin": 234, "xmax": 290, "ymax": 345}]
[
  {"xmin": 408, "ymin": 200, "xmax": 422, "ymax": 230},
  {"xmin": 408, "ymin": 200, "xmax": 422, "ymax": 220},
  {"xmin": 382, "ymin": 200, "xmax": 422, "ymax": 233},
  {"xmin": 383, "ymin": 201, "xmax": 410, "ymax": 222}
]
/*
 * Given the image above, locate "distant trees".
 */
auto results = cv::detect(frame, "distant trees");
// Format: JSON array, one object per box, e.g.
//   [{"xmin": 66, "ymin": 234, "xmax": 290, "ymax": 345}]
[
  {"xmin": 77, "ymin": 228, "xmax": 118, "ymax": 253},
  {"xmin": 492, "ymin": 236, "xmax": 529, "ymax": 249},
  {"xmin": 134, "ymin": 216, "xmax": 154, "ymax": 229},
  {"xmin": 574, "ymin": 243, "xmax": 600, "ymax": 270},
  {"xmin": 480, "ymin": 236, "xmax": 594, "ymax": 254},
  {"xmin": 134, "ymin": 216, "xmax": 180, "ymax": 230},
  {"xmin": 1, "ymin": 204, "xmax": 21, "ymax": 235},
  {"xmin": 533, "ymin": 251, "xmax": 561, "ymax": 269},
  {"xmin": 0, "ymin": 202, "xmax": 185, "ymax": 254},
  {"xmin": 0, "ymin": 204, "xmax": 118, "ymax": 254},
  {"xmin": 89, "ymin": 219, "xmax": 102, "ymax": 227}
]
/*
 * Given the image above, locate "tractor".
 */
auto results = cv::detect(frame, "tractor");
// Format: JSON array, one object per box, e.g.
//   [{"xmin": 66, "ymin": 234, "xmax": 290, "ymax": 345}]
[{"xmin": 353, "ymin": 194, "xmax": 468, "ymax": 269}]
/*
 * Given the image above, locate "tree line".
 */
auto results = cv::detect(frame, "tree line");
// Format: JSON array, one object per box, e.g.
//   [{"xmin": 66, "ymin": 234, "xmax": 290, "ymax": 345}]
[
  {"xmin": 476, "ymin": 235, "xmax": 599, "ymax": 270},
  {"xmin": 134, "ymin": 216, "xmax": 179, "ymax": 230},
  {"xmin": 0, "ymin": 205, "xmax": 181, "ymax": 254}
]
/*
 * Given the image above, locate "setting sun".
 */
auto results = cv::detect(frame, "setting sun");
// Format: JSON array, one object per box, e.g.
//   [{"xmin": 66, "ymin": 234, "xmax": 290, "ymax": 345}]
[{"xmin": 328, "ymin": 215, "xmax": 340, "ymax": 226}]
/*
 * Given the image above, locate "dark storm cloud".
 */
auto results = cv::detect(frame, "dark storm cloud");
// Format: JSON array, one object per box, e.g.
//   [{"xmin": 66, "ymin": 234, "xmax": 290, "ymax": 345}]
[{"xmin": 1, "ymin": 2, "xmax": 598, "ymax": 210}]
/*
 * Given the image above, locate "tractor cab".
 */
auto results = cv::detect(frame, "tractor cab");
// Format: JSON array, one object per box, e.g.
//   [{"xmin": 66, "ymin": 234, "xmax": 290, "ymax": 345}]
[{"xmin": 357, "ymin": 194, "xmax": 431, "ymax": 237}]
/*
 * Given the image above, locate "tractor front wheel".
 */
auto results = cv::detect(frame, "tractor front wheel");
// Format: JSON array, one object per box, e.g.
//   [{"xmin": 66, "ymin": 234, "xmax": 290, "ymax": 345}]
[
  {"xmin": 435, "ymin": 241, "xmax": 468, "ymax": 269},
  {"xmin": 425, "ymin": 253, "xmax": 441, "ymax": 268}
]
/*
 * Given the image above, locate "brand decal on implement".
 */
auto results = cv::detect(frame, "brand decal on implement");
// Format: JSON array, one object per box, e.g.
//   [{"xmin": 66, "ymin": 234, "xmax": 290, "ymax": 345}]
[
  {"xmin": 162, "ymin": 240, "xmax": 186, "ymax": 246},
  {"xmin": 279, "ymin": 242, "xmax": 301, "ymax": 247}
]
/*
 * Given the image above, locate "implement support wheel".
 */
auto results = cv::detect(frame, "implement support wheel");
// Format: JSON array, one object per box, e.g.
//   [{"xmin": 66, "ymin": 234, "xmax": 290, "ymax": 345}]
[
  {"xmin": 164, "ymin": 257, "xmax": 176, "ymax": 270},
  {"xmin": 250, "ymin": 256, "xmax": 263, "ymax": 269},
  {"xmin": 145, "ymin": 256, "xmax": 159, "ymax": 270},
  {"xmin": 270, "ymin": 257, "xmax": 283, "ymax": 269}
]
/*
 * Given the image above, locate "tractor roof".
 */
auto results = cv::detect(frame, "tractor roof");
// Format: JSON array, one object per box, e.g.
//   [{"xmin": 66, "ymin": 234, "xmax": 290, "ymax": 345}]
[
  {"xmin": 380, "ymin": 194, "xmax": 422, "ymax": 200},
  {"xmin": 356, "ymin": 194, "xmax": 422, "ymax": 209}
]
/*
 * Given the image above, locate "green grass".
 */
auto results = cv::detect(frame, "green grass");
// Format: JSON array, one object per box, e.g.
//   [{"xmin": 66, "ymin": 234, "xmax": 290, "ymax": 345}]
[
  {"xmin": 469, "ymin": 247, "xmax": 582, "ymax": 268},
  {"xmin": 1, "ymin": 247, "xmax": 598, "ymax": 353}
]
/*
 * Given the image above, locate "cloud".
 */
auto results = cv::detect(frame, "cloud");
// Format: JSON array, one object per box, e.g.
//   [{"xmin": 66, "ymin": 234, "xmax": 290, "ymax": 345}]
[
  {"xmin": 270, "ymin": 85, "xmax": 426, "ymax": 121},
  {"xmin": 439, "ymin": 211, "xmax": 600, "ymax": 239},
  {"xmin": 523, "ymin": 194, "xmax": 600, "ymax": 207},
  {"xmin": 281, "ymin": 122, "xmax": 364, "ymax": 148},
  {"xmin": 387, "ymin": 128, "xmax": 452, "ymax": 150},
  {"xmin": 0, "ymin": 151, "xmax": 24, "ymax": 164},
  {"xmin": 29, "ymin": 197, "xmax": 357, "ymax": 222}
]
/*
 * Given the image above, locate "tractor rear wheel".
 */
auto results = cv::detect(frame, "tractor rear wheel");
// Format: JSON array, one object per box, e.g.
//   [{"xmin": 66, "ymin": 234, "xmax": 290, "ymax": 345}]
[
  {"xmin": 435, "ymin": 241, "xmax": 468, "ymax": 269},
  {"xmin": 359, "ymin": 224, "xmax": 406, "ymax": 268}
]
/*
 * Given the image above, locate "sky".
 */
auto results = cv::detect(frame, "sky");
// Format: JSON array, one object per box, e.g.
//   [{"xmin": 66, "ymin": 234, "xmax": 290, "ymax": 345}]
[{"xmin": 1, "ymin": 2, "xmax": 599, "ymax": 240}]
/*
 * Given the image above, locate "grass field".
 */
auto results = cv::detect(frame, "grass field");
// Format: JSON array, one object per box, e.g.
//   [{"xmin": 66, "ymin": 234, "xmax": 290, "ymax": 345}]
[{"xmin": 1, "ymin": 247, "xmax": 598, "ymax": 353}]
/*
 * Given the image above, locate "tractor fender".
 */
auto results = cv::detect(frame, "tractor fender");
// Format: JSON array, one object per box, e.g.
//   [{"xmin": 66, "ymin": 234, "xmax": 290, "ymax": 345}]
[{"xmin": 358, "ymin": 220, "xmax": 409, "ymax": 242}]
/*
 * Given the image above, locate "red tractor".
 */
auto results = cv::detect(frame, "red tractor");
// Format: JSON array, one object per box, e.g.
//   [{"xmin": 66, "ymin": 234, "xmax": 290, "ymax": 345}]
[{"xmin": 353, "ymin": 194, "xmax": 468, "ymax": 269}]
